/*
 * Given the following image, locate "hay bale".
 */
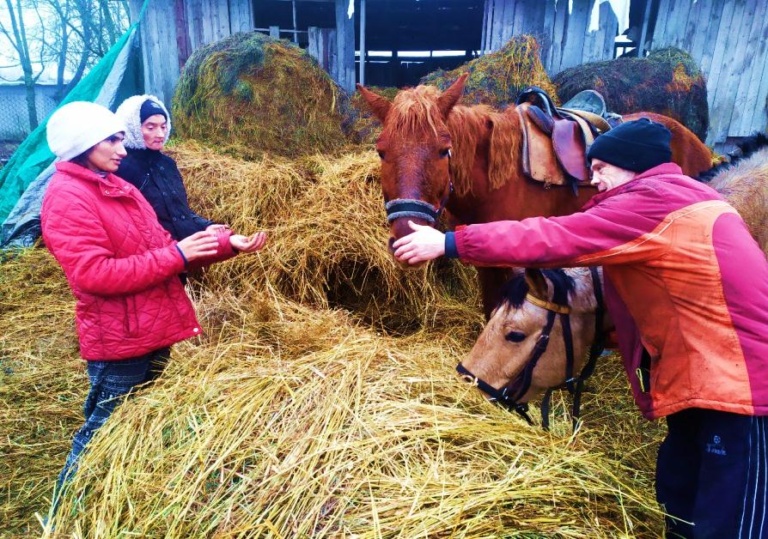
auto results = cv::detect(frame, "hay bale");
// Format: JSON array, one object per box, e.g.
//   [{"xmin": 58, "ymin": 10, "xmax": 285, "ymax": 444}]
[
  {"xmin": 172, "ymin": 32, "xmax": 356, "ymax": 159},
  {"xmin": 553, "ymin": 48, "xmax": 709, "ymax": 141},
  {"xmin": 420, "ymin": 35, "xmax": 558, "ymax": 109}
]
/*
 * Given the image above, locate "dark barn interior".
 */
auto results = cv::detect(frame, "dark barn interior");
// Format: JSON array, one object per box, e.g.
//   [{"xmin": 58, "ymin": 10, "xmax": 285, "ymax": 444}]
[{"xmin": 254, "ymin": 0, "xmax": 485, "ymax": 87}]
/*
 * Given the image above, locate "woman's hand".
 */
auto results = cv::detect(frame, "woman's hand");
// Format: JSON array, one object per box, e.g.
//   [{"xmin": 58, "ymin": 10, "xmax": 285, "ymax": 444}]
[
  {"xmin": 176, "ymin": 231, "xmax": 220, "ymax": 261},
  {"xmin": 206, "ymin": 224, "xmax": 230, "ymax": 233},
  {"xmin": 392, "ymin": 221, "xmax": 446, "ymax": 264},
  {"xmin": 230, "ymin": 232, "xmax": 267, "ymax": 253}
]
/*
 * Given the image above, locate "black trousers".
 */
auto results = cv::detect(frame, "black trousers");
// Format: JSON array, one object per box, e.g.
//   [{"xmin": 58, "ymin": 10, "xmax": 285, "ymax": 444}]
[{"xmin": 656, "ymin": 408, "xmax": 768, "ymax": 539}]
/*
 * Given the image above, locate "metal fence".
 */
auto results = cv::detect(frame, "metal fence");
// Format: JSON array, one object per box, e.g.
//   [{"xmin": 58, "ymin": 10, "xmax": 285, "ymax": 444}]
[{"xmin": 0, "ymin": 84, "xmax": 60, "ymax": 142}]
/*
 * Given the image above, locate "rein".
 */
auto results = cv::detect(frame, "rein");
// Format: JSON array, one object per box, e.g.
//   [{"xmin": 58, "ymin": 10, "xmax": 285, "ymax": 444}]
[
  {"xmin": 384, "ymin": 151, "xmax": 453, "ymax": 224},
  {"xmin": 457, "ymin": 267, "xmax": 605, "ymax": 431}
]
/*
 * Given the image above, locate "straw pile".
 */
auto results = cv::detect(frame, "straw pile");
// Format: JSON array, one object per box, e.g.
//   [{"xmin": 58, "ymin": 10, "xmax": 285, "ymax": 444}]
[
  {"xmin": 1, "ymin": 141, "xmax": 666, "ymax": 538},
  {"xmin": 420, "ymin": 35, "xmax": 558, "ymax": 109},
  {"xmin": 553, "ymin": 48, "xmax": 709, "ymax": 141},
  {"xmin": 172, "ymin": 32, "xmax": 357, "ymax": 160}
]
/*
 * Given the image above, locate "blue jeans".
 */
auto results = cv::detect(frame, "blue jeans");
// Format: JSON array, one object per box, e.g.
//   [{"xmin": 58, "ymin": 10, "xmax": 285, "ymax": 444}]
[{"xmin": 54, "ymin": 348, "xmax": 170, "ymax": 501}]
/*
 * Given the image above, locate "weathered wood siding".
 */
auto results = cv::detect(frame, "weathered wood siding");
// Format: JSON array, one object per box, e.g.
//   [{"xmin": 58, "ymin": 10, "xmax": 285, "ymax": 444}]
[
  {"xmin": 652, "ymin": 0, "xmax": 768, "ymax": 144},
  {"xmin": 128, "ymin": 0, "xmax": 254, "ymax": 107},
  {"xmin": 482, "ymin": 0, "xmax": 768, "ymax": 145},
  {"xmin": 482, "ymin": 0, "xmax": 618, "ymax": 75}
]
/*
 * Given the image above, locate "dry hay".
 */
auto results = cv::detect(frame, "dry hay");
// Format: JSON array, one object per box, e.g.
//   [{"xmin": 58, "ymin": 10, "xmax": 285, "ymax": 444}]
[
  {"xmin": 420, "ymin": 35, "xmax": 558, "ymax": 110},
  {"xmin": 348, "ymin": 86, "xmax": 400, "ymax": 145},
  {"xmin": 172, "ymin": 32, "xmax": 356, "ymax": 160},
  {"xmin": 1, "ymin": 145, "xmax": 666, "ymax": 537},
  {"xmin": 0, "ymin": 247, "xmax": 665, "ymax": 538},
  {"xmin": 553, "ymin": 48, "xmax": 709, "ymax": 141},
  {"xmin": 169, "ymin": 141, "xmax": 482, "ymax": 336}
]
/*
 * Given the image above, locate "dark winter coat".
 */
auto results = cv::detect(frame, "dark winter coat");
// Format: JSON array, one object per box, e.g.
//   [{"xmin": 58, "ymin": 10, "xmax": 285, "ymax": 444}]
[{"xmin": 116, "ymin": 149, "xmax": 214, "ymax": 241}]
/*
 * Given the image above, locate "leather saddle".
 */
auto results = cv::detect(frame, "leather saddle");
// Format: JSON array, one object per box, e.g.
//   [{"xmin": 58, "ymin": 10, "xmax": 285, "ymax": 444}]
[{"xmin": 515, "ymin": 86, "xmax": 617, "ymax": 188}]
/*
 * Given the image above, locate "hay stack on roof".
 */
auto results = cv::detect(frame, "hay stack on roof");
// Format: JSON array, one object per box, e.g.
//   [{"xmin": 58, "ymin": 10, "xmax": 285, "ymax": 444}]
[
  {"xmin": 420, "ymin": 35, "xmax": 557, "ymax": 109},
  {"xmin": 172, "ymin": 32, "xmax": 356, "ymax": 159},
  {"xmin": 553, "ymin": 47, "xmax": 709, "ymax": 141}
]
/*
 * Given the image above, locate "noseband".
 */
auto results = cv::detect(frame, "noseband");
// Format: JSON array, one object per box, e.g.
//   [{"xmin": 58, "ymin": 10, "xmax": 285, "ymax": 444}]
[
  {"xmin": 457, "ymin": 267, "xmax": 605, "ymax": 431},
  {"xmin": 384, "ymin": 151, "xmax": 453, "ymax": 224}
]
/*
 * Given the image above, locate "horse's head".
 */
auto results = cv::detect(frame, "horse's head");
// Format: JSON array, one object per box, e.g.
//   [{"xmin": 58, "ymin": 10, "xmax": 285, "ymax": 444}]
[
  {"xmin": 357, "ymin": 74, "xmax": 468, "ymax": 252},
  {"xmin": 458, "ymin": 268, "xmax": 607, "ymax": 421}
]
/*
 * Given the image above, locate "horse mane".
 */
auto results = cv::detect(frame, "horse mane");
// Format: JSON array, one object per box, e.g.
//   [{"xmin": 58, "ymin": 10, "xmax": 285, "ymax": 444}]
[
  {"xmin": 498, "ymin": 269, "xmax": 574, "ymax": 309},
  {"xmin": 446, "ymin": 105, "xmax": 523, "ymax": 197},
  {"xmin": 697, "ymin": 132, "xmax": 768, "ymax": 182}
]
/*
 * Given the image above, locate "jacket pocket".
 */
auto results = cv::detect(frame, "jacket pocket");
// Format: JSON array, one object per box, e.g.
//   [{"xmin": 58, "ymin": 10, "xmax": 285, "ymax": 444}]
[{"xmin": 122, "ymin": 297, "xmax": 140, "ymax": 337}]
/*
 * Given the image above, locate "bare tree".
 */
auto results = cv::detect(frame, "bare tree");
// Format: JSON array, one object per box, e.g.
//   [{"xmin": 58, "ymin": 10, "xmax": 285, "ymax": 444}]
[{"xmin": 0, "ymin": 0, "xmax": 129, "ymax": 131}]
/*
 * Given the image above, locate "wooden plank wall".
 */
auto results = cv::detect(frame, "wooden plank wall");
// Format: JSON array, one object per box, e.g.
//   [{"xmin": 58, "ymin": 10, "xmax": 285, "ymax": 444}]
[
  {"xmin": 482, "ymin": 0, "xmax": 768, "ymax": 145},
  {"xmin": 482, "ymin": 0, "xmax": 617, "ymax": 75},
  {"xmin": 652, "ymin": 0, "xmax": 768, "ymax": 144},
  {"xmin": 129, "ymin": 0, "xmax": 180, "ymax": 107},
  {"xmin": 129, "ymin": 0, "xmax": 254, "ymax": 107}
]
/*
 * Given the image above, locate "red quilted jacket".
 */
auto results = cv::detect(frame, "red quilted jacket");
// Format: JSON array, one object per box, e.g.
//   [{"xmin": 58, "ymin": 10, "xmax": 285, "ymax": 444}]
[{"xmin": 41, "ymin": 162, "xmax": 233, "ymax": 360}]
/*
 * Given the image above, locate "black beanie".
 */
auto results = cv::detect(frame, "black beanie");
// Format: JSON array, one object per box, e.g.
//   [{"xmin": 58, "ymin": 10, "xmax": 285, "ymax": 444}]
[
  {"xmin": 587, "ymin": 118, "xmax": 672, "ymax": 172},
  {"xmin": 139, "ymin": 99, "xmax": 167, "ymax": 124}
]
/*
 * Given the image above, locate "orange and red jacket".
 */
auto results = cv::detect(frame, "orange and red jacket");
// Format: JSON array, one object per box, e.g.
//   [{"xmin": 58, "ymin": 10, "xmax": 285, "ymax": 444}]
[
  {"xmin": 41, "ymin": 162, "xmax": 234, "ymax": 361},
  {"xmin": 448, "ymin": 163, "xmax": 768, "ymax": 420}
]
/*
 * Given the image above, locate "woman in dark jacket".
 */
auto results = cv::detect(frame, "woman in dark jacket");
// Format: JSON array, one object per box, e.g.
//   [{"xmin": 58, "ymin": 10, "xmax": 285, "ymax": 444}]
[{"xmin": 115, "ymin": 94, "xmax": 236, "ymax": 241}]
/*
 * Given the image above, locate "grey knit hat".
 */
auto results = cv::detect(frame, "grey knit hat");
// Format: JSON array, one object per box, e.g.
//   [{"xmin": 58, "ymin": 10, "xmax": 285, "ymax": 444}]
[{"xmin": 115, "ymin": 94, "xmax": 172, "ymax": 150}]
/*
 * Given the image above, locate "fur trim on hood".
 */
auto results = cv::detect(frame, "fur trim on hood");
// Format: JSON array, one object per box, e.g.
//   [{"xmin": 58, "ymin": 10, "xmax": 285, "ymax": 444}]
[{"xmin": 115, "ymin": 94, "xmax": 172, "ymax": 150}]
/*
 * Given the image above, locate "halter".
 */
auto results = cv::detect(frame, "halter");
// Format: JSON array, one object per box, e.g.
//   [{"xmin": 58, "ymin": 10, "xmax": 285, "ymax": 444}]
[
  {"xmin": 457, "ymin": 267, "xmax": 605, "ymax": 431},
  {"xmin": 384, "ymin": 151, "xmax": 453, "ymax": 224}
]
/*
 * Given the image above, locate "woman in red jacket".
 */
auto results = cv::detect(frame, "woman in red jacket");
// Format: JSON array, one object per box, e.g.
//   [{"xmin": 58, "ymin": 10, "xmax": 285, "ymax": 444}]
[
  {"xmin": 40, "ymin": 101, "xmax": 266, "ymax": 515},
  {"xmin": 393, "ymin": 119, "xmax": 768, "ymax": 539}
]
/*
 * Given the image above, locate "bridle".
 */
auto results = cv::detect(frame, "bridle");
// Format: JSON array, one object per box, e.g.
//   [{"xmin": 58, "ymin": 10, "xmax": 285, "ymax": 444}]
[
  {"xmin": 457, "ymin": 267, "xmax": 605, "ymax": 431},
  {"xmin": 384, "ymin": 150, "xmax": 453, "ymax": 225}
]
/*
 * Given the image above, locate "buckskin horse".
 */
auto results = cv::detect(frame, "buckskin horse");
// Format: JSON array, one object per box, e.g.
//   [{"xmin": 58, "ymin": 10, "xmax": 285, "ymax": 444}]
[
  {"xmin": 357, "ymin": 74, "xmax": 714, "ymax": 318},
  {"xmin": 458, "ymin": 267, "xmax": 608, "ymax": 429}
]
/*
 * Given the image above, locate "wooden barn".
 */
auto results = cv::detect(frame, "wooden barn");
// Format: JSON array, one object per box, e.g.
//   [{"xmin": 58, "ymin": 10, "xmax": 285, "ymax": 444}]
[{"xmin": 127, "ymin": 0, "xmax": 768, "ymax": 148}]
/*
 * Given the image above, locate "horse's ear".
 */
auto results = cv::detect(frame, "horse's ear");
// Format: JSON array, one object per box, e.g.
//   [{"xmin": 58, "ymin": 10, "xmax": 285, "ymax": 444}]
[
  {"xmin": 356, "ymin": 83, "xmax": 391, "ymax": 123},
  {"xmin": 437, "ymin": 73, "xmax": 469, "ymax": 118},
  {"xmin": 524, "ymin": 268, "xmax": 549, "ymax": 300}
]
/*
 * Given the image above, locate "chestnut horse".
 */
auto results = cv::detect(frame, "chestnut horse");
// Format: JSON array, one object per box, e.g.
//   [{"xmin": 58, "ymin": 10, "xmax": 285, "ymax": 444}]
[{"xmin": 357, "ymin": 75, "xmax": 714, "ymax": 318}]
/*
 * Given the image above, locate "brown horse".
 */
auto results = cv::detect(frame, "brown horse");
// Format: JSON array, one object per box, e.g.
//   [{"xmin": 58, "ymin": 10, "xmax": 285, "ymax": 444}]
[{"xmin": 357, "ymin": 75, "xmax": 714, "ymax": 317}]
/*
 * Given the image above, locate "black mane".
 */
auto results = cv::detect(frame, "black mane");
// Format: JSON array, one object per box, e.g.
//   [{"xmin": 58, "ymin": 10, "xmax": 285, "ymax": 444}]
[
  {"xmin": 698, "ymin": 132, "xmax": 768, "ymax": 183},
  {"xmin": 499, "ymin": 269, "xmax": 575, "ymax": 309}
]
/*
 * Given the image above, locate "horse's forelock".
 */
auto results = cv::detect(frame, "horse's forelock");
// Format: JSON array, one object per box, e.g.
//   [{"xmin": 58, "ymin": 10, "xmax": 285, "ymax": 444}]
[
  {"xmin": 499, "ymin": 269, "xmax": 573, "ymax": 310},
  {"xmin": 387, "ymin": 85, "xmax": 445, "ymax": 137}
]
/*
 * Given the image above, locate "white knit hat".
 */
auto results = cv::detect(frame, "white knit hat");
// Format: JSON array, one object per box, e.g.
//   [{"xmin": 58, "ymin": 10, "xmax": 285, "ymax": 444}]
[
  {"xmin": 115, "ymin": 94, "xmax": 172, "ymax": 150},
  {"xmin": 46, "ymin": 101, "xmax": 126, "ymax": 162}
]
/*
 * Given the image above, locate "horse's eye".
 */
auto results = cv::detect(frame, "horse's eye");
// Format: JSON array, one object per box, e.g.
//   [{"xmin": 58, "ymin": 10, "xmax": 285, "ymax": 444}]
[
  {"xmin": 377, "ymin": 150, "xmax": 386, "ymax": 159},
  {"xmin": 505, "ymin": 331, "xmax": 526, "ymax": 343},
  {"xmin": 439, "ymin": 148, "xmax": 452, "ymax": 159}
]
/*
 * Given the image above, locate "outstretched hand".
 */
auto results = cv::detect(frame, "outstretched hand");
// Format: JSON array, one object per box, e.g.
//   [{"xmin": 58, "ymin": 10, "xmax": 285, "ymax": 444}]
[
  {"xmin": 230, "ymin": 232, "xmax": 268, "ymax": 253},
  {"xmin": 392, "ymin": 221, "xmax": 446, "ymax": 265},
  {"xmin": 176, "ymin": 230, "xmax": 220, "ymax": 262}
]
